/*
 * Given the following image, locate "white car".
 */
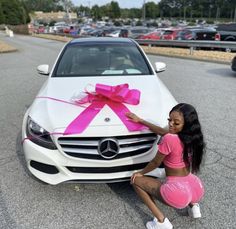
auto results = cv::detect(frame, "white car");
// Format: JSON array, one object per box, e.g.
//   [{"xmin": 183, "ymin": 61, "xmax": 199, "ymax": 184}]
[{"xmin": 22, "ymin": 37, "xmax": 177, "ymax": 185}]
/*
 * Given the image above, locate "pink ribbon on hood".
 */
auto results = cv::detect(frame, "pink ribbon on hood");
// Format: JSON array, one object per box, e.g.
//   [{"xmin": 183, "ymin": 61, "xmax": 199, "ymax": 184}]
[{"xmin": 64, "ymin": 83, "xmax": 147, "ymax": 135}]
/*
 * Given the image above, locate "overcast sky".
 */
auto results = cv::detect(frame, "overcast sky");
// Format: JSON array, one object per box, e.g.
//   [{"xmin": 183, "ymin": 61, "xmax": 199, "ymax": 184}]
[{"xmin": 71, "ymin": 0, "xmax": 160, "ymax": 9}]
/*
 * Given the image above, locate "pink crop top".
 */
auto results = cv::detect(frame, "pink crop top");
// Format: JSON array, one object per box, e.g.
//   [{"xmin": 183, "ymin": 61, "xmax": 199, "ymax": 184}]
[{"xmin": 158, "ymin": 133, "xmax": 189, "ymax": 168}]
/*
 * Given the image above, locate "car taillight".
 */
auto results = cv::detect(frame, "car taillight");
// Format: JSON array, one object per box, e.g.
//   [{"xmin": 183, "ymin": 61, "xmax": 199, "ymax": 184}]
[{"xmin": 215, "ymin": 33, "xmax": 221, "ymax": 41}]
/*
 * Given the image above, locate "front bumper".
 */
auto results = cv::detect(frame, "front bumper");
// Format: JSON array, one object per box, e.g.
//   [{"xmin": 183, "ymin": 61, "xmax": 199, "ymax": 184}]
[{"xmin": 22, "ymin": 138, "xmax": 157, "ymax": 185}]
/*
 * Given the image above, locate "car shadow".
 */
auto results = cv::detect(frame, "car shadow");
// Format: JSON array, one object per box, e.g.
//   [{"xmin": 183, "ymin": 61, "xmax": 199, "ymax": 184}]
[
  {"xmin": 207, "ymin": 68, "xmax": 236, "ymax": 78},
  {"xmin": 107, "ymin": 180, "xmax": 189, "ymax": 224},
  {"xmin": 107, "ymin": 182, "xmax": 150, "ymax": 226}
]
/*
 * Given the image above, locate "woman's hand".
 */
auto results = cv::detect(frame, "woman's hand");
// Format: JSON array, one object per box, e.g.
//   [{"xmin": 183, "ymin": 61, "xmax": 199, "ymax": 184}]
[
  {"xmin": 130, "ymin": 172, "xmax": 143, "ymax": 184},
  {"xmin": 126, "ymin": 112, "xmax": 142, "ymax": 123}
]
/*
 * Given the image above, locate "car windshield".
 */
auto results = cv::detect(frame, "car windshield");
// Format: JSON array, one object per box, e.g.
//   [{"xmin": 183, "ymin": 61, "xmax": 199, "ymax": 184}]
[{"xmin": 53, "ymin": 42, "xmax": 152, "ymax": 77}]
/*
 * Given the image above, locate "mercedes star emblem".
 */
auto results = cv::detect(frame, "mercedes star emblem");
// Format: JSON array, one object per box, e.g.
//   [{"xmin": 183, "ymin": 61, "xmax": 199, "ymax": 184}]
[
  {"xmin": 98, "ymin": 138, "xmax": 119, "ymax": 159},
  {"xmin": 104, "ymin": 117, "xmax": 110, "ymax": 122}
]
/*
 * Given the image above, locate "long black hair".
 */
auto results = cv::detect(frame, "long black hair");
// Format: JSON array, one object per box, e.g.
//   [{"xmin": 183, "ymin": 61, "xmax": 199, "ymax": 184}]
[{"xmin": 170, "ymin": 103, "xmax": 205, "ymax": 173}]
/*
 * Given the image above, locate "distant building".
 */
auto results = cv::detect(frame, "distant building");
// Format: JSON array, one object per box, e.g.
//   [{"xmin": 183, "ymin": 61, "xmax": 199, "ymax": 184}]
[{"xmin": 30, "ymin": 11, "xmax": 77, "ymax": 24}]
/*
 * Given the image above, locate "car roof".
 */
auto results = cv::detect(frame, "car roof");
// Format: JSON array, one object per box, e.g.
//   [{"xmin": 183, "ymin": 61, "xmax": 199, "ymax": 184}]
[{"xmin": 69, "ymin": 37, "xmax": 135, "ymax": 45}]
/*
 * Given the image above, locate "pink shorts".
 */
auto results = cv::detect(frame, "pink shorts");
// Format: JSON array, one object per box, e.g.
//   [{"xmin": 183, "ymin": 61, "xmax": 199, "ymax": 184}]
[{"xmin": 160, "ymin": 173, "xmax": 204, "ymax": 209}]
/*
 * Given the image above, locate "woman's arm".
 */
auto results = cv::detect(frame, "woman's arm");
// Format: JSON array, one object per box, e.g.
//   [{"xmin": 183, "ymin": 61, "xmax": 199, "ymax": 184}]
[
  {"xmin": 140, "ymin": 152, "xmax": 166, "ymax": 175},
  {"xmin": 126, "ymin": 112, "xmax": 169, "ymax": 136},
  {"xmin": 130, "ymin": 152, "xmax": 166, "ymax": 183}
]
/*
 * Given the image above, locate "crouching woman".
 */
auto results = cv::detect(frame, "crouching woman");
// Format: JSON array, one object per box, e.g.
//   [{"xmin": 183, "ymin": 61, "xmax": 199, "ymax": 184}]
[{"xmin": 126, "ymin": 103, "xmax": 205, "ymax": 229}]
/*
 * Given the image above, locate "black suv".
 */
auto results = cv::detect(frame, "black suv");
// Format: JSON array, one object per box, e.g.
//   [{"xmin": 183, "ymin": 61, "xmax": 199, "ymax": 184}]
[{"xmin": 175, "ymin": 28, "xmax": 220, "ymax": 41}]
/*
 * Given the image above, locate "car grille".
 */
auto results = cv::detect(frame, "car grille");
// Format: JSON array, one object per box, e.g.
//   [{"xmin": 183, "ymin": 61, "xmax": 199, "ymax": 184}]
[
  {"xmin": 66, "ymin": 163, "xmax": 148, "ymax": 173},
  {"xmin": 57, "ymin": 133, "xmax": 158, "ymax": 160}
]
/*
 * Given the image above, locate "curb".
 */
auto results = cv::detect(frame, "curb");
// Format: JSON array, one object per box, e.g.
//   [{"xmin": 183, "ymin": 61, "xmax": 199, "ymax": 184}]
[
  {"xmin": 145, "ymin": 51, "xmax": 231, "ymax": 65},
  {"xmin": 1, "ymin": 33, "xmax": 233, "ymax": 65},
  {"xmin": 0, "ymin": 48, "xmax": 18, "ymax": 53}
]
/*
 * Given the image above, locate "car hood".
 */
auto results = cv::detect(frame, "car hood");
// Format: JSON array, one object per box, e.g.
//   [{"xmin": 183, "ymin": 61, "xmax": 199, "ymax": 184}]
[{"xmin": 29, "ymin": 76, "xmax": 177, "ymax": 135}]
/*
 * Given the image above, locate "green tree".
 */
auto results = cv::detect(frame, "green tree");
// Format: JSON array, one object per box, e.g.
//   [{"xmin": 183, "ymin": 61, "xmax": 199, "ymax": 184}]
[
  {"xmin": 21, "ymin": 0, "xmax": 66, "ymax": 12},
  {"xmin": 1, "ymin": 0, "xmax": 29, "ymax": 25},
  {"xmin": 128, "ymin": 8, "xmax": 142, "ymax": 19},
  {"xmin": 145, "ymin": 2, "xmax": 159, "ymax": 19},
  {"xmin": 0, "ymin": 1, "xmax": 5, "ymax": 24},
  {"xmin": 109, "ymin": 1, "xmax": 121, "ymax": 19},
  {"xmin": 91, "ymin": 5, "xmax": 102, "ymax": 20},
  {"xmin": 75, "ymin": 5, "xmax": 90, "ymax": 17}
]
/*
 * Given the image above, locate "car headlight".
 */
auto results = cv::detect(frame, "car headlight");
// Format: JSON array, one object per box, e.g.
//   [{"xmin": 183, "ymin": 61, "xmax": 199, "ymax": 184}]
[{"xmin": 26, "ymin": 117, "xmax": 57, "ymax": 150}]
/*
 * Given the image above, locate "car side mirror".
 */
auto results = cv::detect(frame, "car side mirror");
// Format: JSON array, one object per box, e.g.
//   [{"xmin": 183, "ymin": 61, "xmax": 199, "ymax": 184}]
[
  {"xmin": 155, "ymin": 62, "xmax": 166, "ymax": 73},
  {"xmin": 37, "ymin": 64, "xmax": 50, "ymax": 75}
]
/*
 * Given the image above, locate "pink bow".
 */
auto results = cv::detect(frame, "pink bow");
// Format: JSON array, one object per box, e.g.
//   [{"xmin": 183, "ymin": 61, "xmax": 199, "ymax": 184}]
[{"xmin": 64, "ymin": 83, "xmax": 147, "ymax": 135}]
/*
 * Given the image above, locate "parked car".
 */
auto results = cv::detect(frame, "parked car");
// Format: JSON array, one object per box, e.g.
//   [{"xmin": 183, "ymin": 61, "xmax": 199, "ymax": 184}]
[
  {"xmin": 128, "ymin": 27, "xmax": 152, "ymax": 39},
  {"xmin": 216, "ymin": 23, "xmax": 236, "ymax": 52},
  {"xmin": 106, "ymin": 29, "xmax": 128, "ymax": 37},
  {"xmin": 161, "ymin": 29, "xmax": 183, "ymax": 40},
  {"xmin": 231, "ymin": 56, "xmax": 236, "ymax": 71},
  {"xmin": 138, "ymin": 31, "xmax": 163, "ymax": 40},
  {"xmin": 101, "ymin": 27, "xmax": 118, "ymax": 36},
  {"xmin": 34, "ymin": 25, "xmax": 45, "ymax": 34},
  {"xmin": 88, "ymin": 29, "xmax": 104, "ymax": 37},
  {"xmin": 216, "ymin": 23, "xmax": 236, "ymax": 42},
  {"xmin": 22, "ymin": 37, "xmax": 177, "ymax": 185},
  {"xmin": 62, "ymin": 26, "xmax": 71, "ymax": 33},
  {"xmin": 52, "ymin": 22, "xmax": 68, "ymax": 33},
  {"xmin": 175, "ymin": 28, "xmax": 220, "ymax": 41}
]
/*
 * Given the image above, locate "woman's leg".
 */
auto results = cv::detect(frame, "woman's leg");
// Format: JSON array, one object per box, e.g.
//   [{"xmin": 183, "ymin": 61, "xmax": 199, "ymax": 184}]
[{"xmin": 133, "ymin": 176, "xmax": 166, "ymax": 222}]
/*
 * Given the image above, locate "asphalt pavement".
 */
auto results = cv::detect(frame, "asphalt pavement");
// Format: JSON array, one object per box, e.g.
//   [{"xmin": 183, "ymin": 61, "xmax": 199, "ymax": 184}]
[{"xmin": 0, "ymin": 33, "xmax": 235, "ymax": 229}]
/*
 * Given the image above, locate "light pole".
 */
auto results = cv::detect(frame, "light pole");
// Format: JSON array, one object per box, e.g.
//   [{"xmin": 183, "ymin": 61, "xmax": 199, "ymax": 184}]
[
  {"xmin": 142, "ymin": 0, "xmax": 146, "ymax": 24},
  {"xmin": 234, "ymin": 6, "xmax": 236, "ymax": 22}
]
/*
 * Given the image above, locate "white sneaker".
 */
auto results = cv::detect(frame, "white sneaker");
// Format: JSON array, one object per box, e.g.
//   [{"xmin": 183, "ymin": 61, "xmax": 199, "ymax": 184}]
[
  {"xmin": 188, "ymin": 203, "xmax": 202, "ymax": 218},
  {"xmin": 146, "ymin": 217, "xmax": 173, "ymax": 229}
]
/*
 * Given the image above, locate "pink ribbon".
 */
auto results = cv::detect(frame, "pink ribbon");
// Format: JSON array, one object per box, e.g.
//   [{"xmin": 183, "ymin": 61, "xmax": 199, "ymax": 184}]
[{"xmin": 64, "ymin": 83, "xmax": 147, "ymax": 135}]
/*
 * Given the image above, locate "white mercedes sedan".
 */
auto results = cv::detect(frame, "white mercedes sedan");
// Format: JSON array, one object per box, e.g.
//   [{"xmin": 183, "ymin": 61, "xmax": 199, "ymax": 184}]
[{"xmin": 22, "ymin": 37, "xmax": 177, "ymax": 185}]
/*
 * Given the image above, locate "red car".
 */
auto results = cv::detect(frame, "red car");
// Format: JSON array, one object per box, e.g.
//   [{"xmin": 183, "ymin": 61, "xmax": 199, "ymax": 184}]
[
  {"xmin": 161, "ymin": 29, "xmax": 182, "ymax": 40},
  {"xmin": 139, "ymin": 31, "xmax": 162, "ymax": 40},
  {"xmin": 34, "ymin": 25, "xmax": 45, "ymax": 34}
]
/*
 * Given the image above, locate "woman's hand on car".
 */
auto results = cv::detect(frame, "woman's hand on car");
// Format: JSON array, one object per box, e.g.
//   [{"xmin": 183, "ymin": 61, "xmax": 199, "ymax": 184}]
[{"xmin": 126, "ymin": 112, "xmax": 142, "ymax": 123}]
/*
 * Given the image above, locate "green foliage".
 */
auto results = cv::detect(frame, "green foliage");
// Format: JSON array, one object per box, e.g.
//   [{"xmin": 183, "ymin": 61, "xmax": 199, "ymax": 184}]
[
  {"xmin": 0, "ymin": 0, "xmax": 30, "ymax": 25},
  {"xmin": 127, "ymin": 8, "xmax": 142, "ymax": 19},
  {"xmin": 1, "ymin": 0, "xmax": 234, "ymax": 26},
  {"xmin": 109, "ymin": 1, "xmax": 121, "ymax": 19},
  {"xmin": 145, "ymin": 2, "xmax": 159, "ymax": 19},
  {"xmin": 158, "ymin": 0, "xmax": 236, "ymax": 20},
  {"xmin": 22, "ymin": 0, "xmax": 66, "ymax": 12},
  {"xmin": 0, "ymin": 1, "xmax": 5, "ymax": 24},
  {"xmin": 91, "ymin": 5, "xmax": 102, "ymax": 20}
]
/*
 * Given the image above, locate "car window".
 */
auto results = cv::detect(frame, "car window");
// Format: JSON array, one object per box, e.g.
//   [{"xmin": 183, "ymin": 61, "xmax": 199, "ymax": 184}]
[
  {"xmin": 53, "ymin": 43, "xmax": 152, "ymax": 77},
  {"xmin": 163, "ymin": 30, "xmax": 174, "ymax": 35}
]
